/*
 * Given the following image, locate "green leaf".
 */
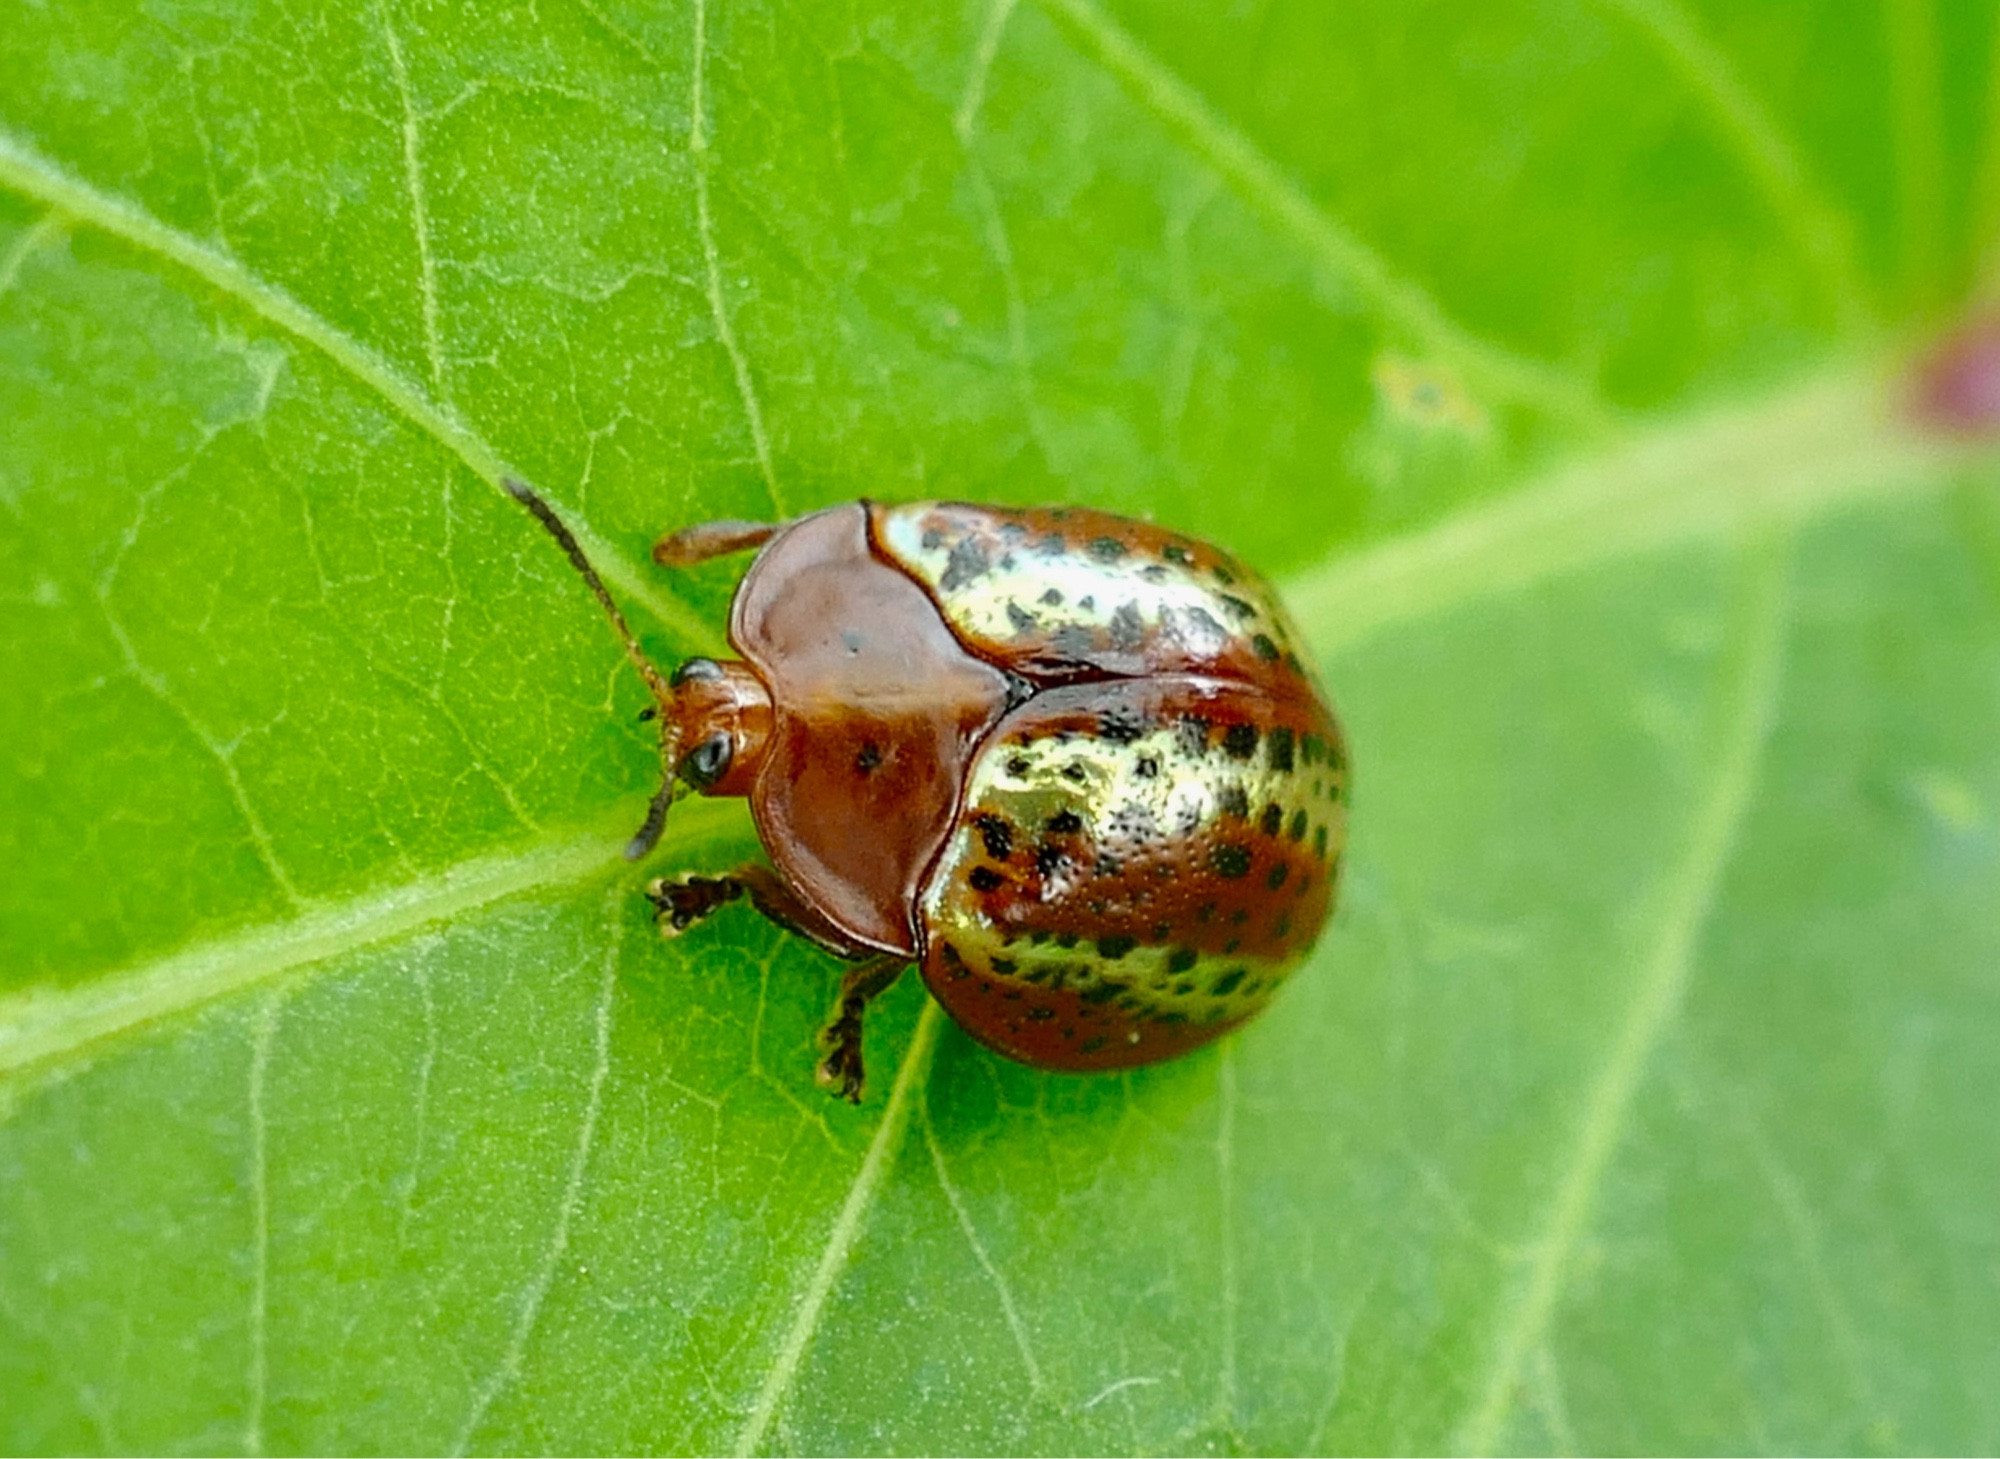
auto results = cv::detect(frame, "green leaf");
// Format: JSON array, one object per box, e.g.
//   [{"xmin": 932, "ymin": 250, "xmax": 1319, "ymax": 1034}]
[{"xmin": 3, "ymin": 0, "xmax": 1997, "ymax": 1452}]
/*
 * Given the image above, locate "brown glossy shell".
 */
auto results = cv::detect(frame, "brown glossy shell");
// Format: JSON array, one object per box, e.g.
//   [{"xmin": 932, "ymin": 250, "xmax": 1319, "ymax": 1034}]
[
  {"xmin": 729, "ymin": 499, "xmax": 1346, "ymax": 1071},
  {"xmin": 730, "ymin": 505, "xmax": 1009, "ymax": 955}
]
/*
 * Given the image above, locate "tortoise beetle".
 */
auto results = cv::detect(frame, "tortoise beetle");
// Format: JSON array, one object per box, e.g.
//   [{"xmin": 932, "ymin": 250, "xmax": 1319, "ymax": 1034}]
[{"xmin": 506, "ymin": 484, "xmax": 1349, "ymax": 1101}]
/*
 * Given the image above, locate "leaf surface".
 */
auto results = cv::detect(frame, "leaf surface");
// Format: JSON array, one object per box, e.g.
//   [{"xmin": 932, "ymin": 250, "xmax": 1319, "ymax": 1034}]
[{"xmin": 3, "ymin": 0, "xmax": 1998, "ymax": 1452}]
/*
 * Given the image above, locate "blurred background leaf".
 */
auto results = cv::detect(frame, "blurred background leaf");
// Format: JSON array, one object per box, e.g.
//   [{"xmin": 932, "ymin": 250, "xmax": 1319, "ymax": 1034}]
[{"xmin": 2, "ymin": 0, "xmax": 1997, "ymax": 1452}]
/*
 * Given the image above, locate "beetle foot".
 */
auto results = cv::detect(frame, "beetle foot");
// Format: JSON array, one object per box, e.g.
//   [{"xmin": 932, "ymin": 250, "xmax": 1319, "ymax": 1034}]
[
  {"xmin": 645, "ymin": 874, "xmax": 744, "ymax": 936},
  {"xmin": 815, "ymin": 1011, "xmax": 867, "ymax": 1104}
]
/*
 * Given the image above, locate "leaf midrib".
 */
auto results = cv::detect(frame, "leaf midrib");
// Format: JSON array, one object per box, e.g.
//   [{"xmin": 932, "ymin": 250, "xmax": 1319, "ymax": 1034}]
[{"xmin": 0, "ymin": 798, "xmax": 743, "ymax": 1083}]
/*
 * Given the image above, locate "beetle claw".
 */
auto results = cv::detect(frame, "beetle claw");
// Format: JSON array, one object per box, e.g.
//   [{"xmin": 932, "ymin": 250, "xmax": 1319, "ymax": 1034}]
[
  {"xmin": 815, "ymin": 1002, "xmax": 868, "ymax": 1103},
  {"xmin": 815, "ymin": 1045, "xmax": 865, "ymax": 1104},
  {"xmin": 645, "ymin": 873, "xmax": 744, "ymax": 937}
]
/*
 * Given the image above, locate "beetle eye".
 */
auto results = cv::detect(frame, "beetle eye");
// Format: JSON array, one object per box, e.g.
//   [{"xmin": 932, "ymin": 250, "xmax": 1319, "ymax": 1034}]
[
  {"xmin": 670, "ymin": 657, "xmax": 723, "ymax": 687},
  {"xmin": 682, "ymin": 733, "xmax": 733, "ymax": 788}
]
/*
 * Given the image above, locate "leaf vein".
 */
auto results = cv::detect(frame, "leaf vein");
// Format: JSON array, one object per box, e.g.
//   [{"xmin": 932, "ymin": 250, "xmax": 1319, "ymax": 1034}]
[
  {"xmin": 733, "ymin": 999, "xmax": 943, "ymax": 1457},
  {"xmin": 0, "ymin": 798, "xmax": 740, "ymax": 1083},
  {"xmin": 1454, "ymin": 539, "xmax": 1794, "ymax": 1453},
  {"xmin": 1030, "ymin": 0, "xmax": 1612, "ymax": 431},
  {"xmin": 0, "ymin": 207, "xmax": 66, "ymax": 303},
  {"xmin": 1286, "ymin": 365, "xmax": 1963, "ymax": 663},
  {"xmin": 244, "ymin": 992, "xmax": 281, "ymax": 1458},
  {"xmin": 374, "ymin": 0, "xmax": 449, "ymax": 394},
  {"xmin": 451, "ymin": 900, "xmax": 621, "ymax": 1455},
  {"xmin": 0, "ymin": 129, "xmax": 721, "ymax": 656},
  {"xmin": 1588, "ymin": 0, "xmax": 1874, "ymax": 326},
  {"xmin": 921, "ymin": 1093, "xmax": 1046, "ymax": 1398},
  {"xmin": 691, "ymin": 0, "xmax": 783, "ymax": 518},
  {"xmin": 955, "ymin": 0, "xmax": 1021, "ymax": 139}
]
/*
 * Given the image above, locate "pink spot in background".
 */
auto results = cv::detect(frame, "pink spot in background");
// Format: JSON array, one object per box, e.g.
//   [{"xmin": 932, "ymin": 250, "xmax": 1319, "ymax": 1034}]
[{"xmin": 1910, "ymin": 317, "xmax": 2000, "ymax": 435}]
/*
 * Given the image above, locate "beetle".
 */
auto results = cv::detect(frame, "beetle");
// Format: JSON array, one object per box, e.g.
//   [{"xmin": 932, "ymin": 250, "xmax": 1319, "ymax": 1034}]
[{"xmin": 505, "ymin": 482, "xmax": 1348, "ymax": 1101}]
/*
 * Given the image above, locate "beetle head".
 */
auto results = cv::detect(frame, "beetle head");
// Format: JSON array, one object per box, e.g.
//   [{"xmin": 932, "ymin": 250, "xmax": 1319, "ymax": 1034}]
[{"xmin": 661, "ymin": 657, "xmax": 771, "ymax": 800}]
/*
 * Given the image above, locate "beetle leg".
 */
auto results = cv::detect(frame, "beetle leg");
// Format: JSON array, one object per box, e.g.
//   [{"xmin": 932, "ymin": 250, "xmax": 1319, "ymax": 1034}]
[
  {"xmin": 645, "ymin": 871, "xmax": 746, "ymax": 934},
  {"xmin": 646, "ymin": 863, "xmax": 880, "ymax": 959},
  {"xmin": 815, "ymin": 955, "xmax": 907, "ymax": 1104},
  {"xmin": 652, "ymin": 519, "xmax": 779, "ymax": 567}
]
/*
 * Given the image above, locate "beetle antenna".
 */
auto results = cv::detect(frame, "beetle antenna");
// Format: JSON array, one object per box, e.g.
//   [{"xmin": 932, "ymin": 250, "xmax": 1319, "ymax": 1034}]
[
  {"xmin": 625, "ymin": 765, "xmax": 686, "ymax": 861},
  {"xmin": 502, "ymin": 478, "xmax": 672, "ymax": 704},
  {"xmin": 503, "ymin": 478, "xmax": 684, "ymax": 857}
]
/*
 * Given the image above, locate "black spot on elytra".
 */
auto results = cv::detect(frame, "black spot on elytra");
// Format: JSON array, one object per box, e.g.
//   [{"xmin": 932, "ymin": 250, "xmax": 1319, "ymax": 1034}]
[
  {"xmin": 1140, "ymin": 564, "xmax": 1169, "ymax": 583},
  {"xmin": 1268, "ymin": 726, "xmax": 1295, "ymax": 772},
  {"xmin": 1177, "ymin": 715, "xmax": 1212, "ymax": 757},
  {"xmin": 1288, "ymin": 809, "xmax": 1308, "ymax": 841},
  {"xmin": 1078, "ymin": 595, "xmax": 1095, "ymax": 611},
  {"xmin": 992, "ymin": 957, "xmax": 1018, "ymax": 977},
  {"xmin": 1219, "ymin": 593, "xmax": 1255, "ymax": 620},
  {"xmin": 968, "ymin": 866, "xmax": 1005, "ymax": 893},
  {"xmin": 1183, "ymin": 605, "xmax": 1227, "ymax": 645},
  {"xmin": 1079, "ymin": 1035, "xmax": 1108, "ymax": 1054},
  {"xmin": 1052, "ymin": 624, "xmax": 1096, "ymax": 658},
  {"xmin": 940, "ymin": 534, "xmax": 991, "ymax": 592},
  {"xmin": 1046, "ymin": 809, "xmax": 1084, "ymax": 835},
  {"xmin": 1080, "ymin": 980, "xmax": 1124, "ymax": 1005},
  {"xmin": 1035, "ymin": 844, "xmax": 1067, "ymax": 879},
  {"xmin": 1108, "ymin": 601, "xmax": 1145, "ymax": 649},
  {"xmin": 1006, "ymin": 600, "xmax": 1037, "ymax": 633},
  {"xmin": 1006, "ymin": 754, "xmax": 1031, "ymax": 777},
  {"xmin": 1212, "ymin": 563, "xmax": 1237, "ymax": 586},
  {"xmin": 1314, "ymin": 825, "xmax": 1329, "ymax": 859},
  {"xmin": 1136, "ymin": 754, "xmax": 1160, "ymax": 778},
  {"xmin": 1210, "ymin": 843, "xmax": 1253, "ymax": 878},
  {"xmin": 920, "ymin": 527, "xmax": 944, "ymax": 550},
  {"xmin": 1260, "ymin": 803, "xmax": 1284, "ymax": 837},
  {"xmin": 1274, "ymin": 912, "xmax": 1291, "ymax": 939},
  {"xmin": 1301, "ymin": 734, "xmax": 1325, "ymax": 765},
  {"xmin": 975, "ymin": 814, "xmax": 1014, "ymax": 861},
  {"xmin": 1094, "ymin": 851, "xmax": 1123, "ymax": 877},
  {"xmin": 1040, "ymin": 587, "xmax": 1064, "ymax": 606},
  {"xmin": 1027, "ymin": 1005, "xmax": 1056, "ymax": 1021},
  {"xmin": 1151, "ymin": 921, "xmax": 1172, "ymax": 941},
  {"xmin": 1056, "ymin": 932, "xmax": 1079, "ymax": 950},
  {"xmin": 1217, "ymin": 784, "xmax": 1249, "ymax": 819},
  {"xmin": 1252, "ymin": 632, "xmax": 1281, "ymax": 662},
  {"xmin": 1100, "ymin": 705, "xmax": 1146, "ymax": 743},
  {"xmin": 1097, "ymin": 934, "xmax": 1137, "ymax": 960},
  {"xmin": 1167, "ymin": 946, "xmax": 1199, "ymax": 975},
  {"xmin": 1223, "ymin": 723, "xmax": 1259, "ymax": 759},
  {"xmin": 1088, "ymin": 535, "xmax": 1128, "ymax": 561},
  {"xmin": 1212, "ymin": 967, "xmax": 1248, "ymax": 997},
  {"xmin": 1062, "ymin": 763, "xmax": 1089, "ymax": 784},
  {"xmin": 1163, "ymin": 543, "xmax": 1194, "ymax": 566},
  {"xmin": 1266, "ymin": 862, "xmax": 1290, "ymax": 891},
  {"xmin": 855, "ymin": 742, "xmax": 882, "ymax": 773},
  {"xmin": 941, "ymin": 942, "xmax": 965, "ymax": 968}
]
